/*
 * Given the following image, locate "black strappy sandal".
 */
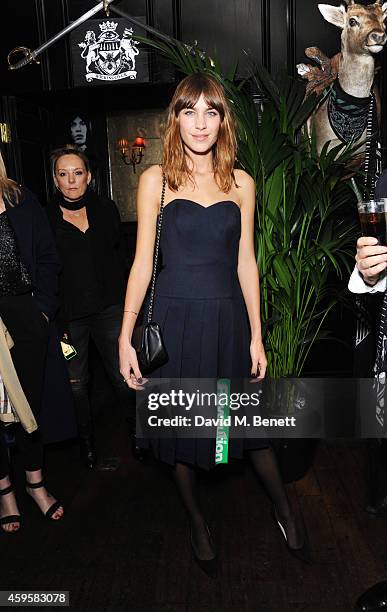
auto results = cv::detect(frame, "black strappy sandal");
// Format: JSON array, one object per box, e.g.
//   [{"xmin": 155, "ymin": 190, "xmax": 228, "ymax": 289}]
[
  {"xmin": 0, "ymin": 484, "xmax": 21, "ymax": 532},
  {"xmin": 25, "ymin": 480, "xmax": 63, "ymax": 520}
]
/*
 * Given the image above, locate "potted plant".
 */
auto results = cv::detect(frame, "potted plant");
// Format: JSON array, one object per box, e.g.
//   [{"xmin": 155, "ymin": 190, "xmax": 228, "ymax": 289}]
[{"xmin": 231, "ymin": 65, "xmax": 359, "ymax": 480}]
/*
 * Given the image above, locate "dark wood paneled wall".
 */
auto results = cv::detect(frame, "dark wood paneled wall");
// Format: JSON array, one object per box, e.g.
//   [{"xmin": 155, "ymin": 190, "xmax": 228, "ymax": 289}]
[
  {"xmin": 1, "ymin": 0, "xmax": 342, "ymax": 93},
  {"xmin": 180, "ymin": 0, "xmax": 262, "ymax": 76},
  {"xmin": 0, "ymin": 0, "xmax": 384, "ymax": 196}
]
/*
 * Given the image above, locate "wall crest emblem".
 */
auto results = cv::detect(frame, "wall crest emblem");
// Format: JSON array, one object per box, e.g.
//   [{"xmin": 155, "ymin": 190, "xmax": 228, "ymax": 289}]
[{"xmin": 78, "ymin": 21, "xmax": 140, "ymax": 82}]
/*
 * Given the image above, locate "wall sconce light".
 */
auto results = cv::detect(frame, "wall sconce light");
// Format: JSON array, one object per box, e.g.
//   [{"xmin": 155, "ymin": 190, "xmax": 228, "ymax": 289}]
[{"xmin": 117, "ymin": 136, "xmax": 146, "ymax": 173}]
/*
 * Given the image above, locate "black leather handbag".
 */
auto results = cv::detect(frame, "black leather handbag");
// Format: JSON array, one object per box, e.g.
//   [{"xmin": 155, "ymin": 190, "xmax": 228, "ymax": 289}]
[{"xmin": 131, "ymin": 176, "xmax": 168, "ymax": 374}]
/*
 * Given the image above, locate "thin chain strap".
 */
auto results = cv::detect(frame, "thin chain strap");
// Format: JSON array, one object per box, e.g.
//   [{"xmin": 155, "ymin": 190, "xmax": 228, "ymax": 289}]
[
  {"xmin": 355, "ymin": 96, "xmax": 377, "ymax": 349},
  {"xmin": 147, "ymin": 174, "xmax": 166, "ymax": 323},
  {"xmin": 363, "ymin": 94, "xmax": 375, "ymax": 199},
  {"xmin": 365, "ymin": 92, "xmax": 386, "ymax": 373},
  {"xmin": 375, "ymin": 294, "xmax": 387, "ymax": 374}
]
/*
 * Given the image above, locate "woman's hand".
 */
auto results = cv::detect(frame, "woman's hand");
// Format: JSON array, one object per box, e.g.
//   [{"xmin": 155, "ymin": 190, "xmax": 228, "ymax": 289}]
[
  {"xmin": 356, "ymin": 237, "xmax": 387, "ymax": 286},
  {"xmin": 250, "ymin": 338, "xmax": 267, "ymax": 381},
  {"xmin": 119, "ymin": 336, "xmax": 147, "ymax": 390}
]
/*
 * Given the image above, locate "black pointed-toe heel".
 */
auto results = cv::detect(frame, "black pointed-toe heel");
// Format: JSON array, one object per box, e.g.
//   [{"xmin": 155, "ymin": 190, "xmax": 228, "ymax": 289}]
[
  {"xmin": 272, "ymin": 508, "xmax": 312, "ymax": 564},
  {"xmin": 190, "ymin": 523, "xmax": 218, "ymax": 577},
  {"xmin": 357, "ymin": 580, "xmax": 387, "ymax": 611},
  {"xmin": 0, "ymin": 484, "xmax": 21, "ymax": 533}
]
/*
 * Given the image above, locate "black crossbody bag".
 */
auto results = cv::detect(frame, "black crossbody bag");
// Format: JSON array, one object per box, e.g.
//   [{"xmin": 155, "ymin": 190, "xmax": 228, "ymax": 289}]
[{"xmin": 131, "ymin": 175, "xmax": 169, "ymax": 374}]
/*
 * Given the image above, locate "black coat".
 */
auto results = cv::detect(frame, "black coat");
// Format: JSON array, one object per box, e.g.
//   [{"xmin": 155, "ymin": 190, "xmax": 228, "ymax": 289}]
[
  {"xmin": 6, "ymin": 186, "xmax": 77, "ymax": 443},
  {"xmin": 6, "ymin": 187, "xmax": 60, "ymax": 320}
]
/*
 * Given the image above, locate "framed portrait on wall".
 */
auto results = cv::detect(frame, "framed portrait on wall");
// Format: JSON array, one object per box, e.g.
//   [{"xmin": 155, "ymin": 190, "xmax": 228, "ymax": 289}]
[{"xmin": 50, "ymin": 109, "xmax": 111, "ymax": 199}]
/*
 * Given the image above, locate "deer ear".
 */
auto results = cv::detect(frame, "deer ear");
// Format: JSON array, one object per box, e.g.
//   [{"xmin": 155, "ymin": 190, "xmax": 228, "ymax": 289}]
[{"xmin": 318, "ymin": 4, "xmax": 346, "ymax": 29}]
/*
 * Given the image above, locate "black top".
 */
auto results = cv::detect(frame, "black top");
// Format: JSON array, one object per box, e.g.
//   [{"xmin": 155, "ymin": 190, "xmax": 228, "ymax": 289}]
[
  {"xmin": 5, "ymin": 187, "xmax": 59, "ymax": 318},
  {"xmin": 56, "ymin": 220, "xmax": 101, "ymax": 319},
  {"xmin": 0, "ymin": 210, "xmax": 32, "ymax": 296},
  {"xmin": 46, "ymin": 189, "xmax": 127, "ymax": 325}
]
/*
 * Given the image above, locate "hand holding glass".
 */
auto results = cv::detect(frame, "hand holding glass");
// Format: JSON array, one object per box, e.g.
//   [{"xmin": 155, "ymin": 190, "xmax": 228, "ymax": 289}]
[{"xmin": 357, "ymin": 199, "xmax": 387, "ymax": 246}]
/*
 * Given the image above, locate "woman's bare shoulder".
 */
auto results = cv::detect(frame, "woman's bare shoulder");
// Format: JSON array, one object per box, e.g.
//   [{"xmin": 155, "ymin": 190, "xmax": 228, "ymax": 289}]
[
  {"xmin": 137, "ymin": 166, "xmax": 164, "ymax": 215},
  {"xmin": 234, "ymin": 168, "xmax": 255, "ymax": 189},
  {"xmin": 139, "ymin": 165, "xmax": 163, "ymax": 189}
]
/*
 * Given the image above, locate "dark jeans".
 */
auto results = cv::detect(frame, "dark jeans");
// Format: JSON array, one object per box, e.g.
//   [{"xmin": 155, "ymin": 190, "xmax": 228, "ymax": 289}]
[
  {"xmin": 0, "ymin": 294, "xmax": 48, "ymax": 480},
  {"xmin": 66, "ymin": 303, "xmax": 134, "ymax": 438}
]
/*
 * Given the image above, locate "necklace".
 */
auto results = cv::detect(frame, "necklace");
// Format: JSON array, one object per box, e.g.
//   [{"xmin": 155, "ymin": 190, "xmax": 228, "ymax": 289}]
[{"xmin": 61, "ymin": 206, "xmax": 85, "ymax": 218}]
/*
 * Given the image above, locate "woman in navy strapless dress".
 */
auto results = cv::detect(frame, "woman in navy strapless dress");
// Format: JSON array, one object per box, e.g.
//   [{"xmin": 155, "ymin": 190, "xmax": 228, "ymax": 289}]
[{"xmin": 119, "ymin": 74, "xmax": 309, "ymax": 570}]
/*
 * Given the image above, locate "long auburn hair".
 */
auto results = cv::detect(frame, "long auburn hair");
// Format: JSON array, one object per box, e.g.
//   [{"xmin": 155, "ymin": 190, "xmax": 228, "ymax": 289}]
[
  {"xmin": 162, "ymin": 73, "xmax": 237, "ymax": 193},
  {"xmin": 0, "ymin": 151, "xmax": 20, "ymax": 205}
]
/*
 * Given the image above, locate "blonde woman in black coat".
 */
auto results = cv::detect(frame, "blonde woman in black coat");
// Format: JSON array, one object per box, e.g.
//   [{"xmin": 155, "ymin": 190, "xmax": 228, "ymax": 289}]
[{"xmin": 0, "ymin": 152, "xmax": 64, "ymax": 533}]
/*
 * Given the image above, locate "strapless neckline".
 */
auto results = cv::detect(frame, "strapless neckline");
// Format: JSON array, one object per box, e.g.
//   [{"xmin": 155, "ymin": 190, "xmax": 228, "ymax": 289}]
[{"xmin": 163, "ymin": 198, "xmax": 240, "ymax": 212}]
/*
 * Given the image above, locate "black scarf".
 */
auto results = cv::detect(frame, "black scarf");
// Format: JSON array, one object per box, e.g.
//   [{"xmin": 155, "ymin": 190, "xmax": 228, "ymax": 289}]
[
  {"xmin": 328, "ymin": 80, "xmax": 371, "ymax": 144},
  {"xmin": 55, "ymin": 186, "xmax": 92, "ymax": 211}
]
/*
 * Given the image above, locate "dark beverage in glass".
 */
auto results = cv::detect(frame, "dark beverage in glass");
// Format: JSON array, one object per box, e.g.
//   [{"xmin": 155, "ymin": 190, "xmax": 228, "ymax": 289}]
[{"xmin": 358, "ymin": 200, "xmax": 387, "ymax": 246}]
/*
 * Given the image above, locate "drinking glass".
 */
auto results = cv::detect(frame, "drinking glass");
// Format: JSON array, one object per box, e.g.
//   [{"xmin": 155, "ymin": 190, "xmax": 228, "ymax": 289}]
[{"xmin": 357, "ymin": 199, "xmax": 387, "ymax": 246}]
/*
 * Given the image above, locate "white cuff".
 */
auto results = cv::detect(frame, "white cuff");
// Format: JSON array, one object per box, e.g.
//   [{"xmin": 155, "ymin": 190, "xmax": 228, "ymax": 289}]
[{"xmin": 348, "ymin": 266, "xmax": 387, "ymax": 294}]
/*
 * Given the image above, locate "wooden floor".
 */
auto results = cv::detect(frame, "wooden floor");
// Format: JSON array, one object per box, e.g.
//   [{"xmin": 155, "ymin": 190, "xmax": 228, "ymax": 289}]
[{"xmin": 2, "ymin": 415, "xmax": 387, "ymax": 612}]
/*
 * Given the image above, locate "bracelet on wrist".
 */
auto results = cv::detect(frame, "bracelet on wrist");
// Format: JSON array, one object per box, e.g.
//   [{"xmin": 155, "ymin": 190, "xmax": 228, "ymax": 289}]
[{"xmin": 124, "ymin": 309, "xmax": 138, "ymax": 315}]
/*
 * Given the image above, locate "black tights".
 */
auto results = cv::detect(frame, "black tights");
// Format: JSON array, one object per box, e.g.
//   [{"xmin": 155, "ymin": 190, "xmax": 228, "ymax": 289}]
[
  {"xmin": 0, "ymin": 294, "xmax": 47, "ymax": 481},
  {"xmin": 0, "ymin": 424, "xmax": 43, "ymax": 480},
  {"xmin": 173, "ymin": 447, "xmax": 302, "ymax": 558},
  {"xmin": 248, "ymin": 447, "xmax": 291, "ymax": 519}
]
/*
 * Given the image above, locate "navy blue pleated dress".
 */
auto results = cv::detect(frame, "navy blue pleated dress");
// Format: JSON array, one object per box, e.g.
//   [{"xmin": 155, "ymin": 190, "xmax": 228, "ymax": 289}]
[{"xmin": 139, "ymin": 198, "xmax": 269, "ymax": 469}]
